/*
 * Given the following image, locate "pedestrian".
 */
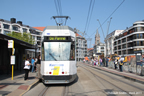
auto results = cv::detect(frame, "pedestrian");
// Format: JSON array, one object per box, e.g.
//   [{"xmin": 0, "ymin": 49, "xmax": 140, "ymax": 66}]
[
  {"xmin": 96, "ymin": 58, "xmax": 98, "ymax": 66},
  {"xmin": 24, "ymin": 58, "xmax": 31, "ymax": 80},
  {"xmin": 91, "ymin": 58, "xmax": 94, "ymax": 66},
  {"xmin": 34, "ymin": 57, "xmax": 38, "ymax": 72},
  {"xmin": 36, "ymin": 55, "xmax": 41, "ymax": 79},
  {"xmin": 99, "ymin": 58, "xmax": 103, "ymax": 67},
  {"xmin": 102, "ymin": 57, "xmax": 105, "ymax": 67},
  {"xmin": 94, "ymin": 58, "xmax": 96, "ymax": 66},
  {"xmin": 119, "ymin": 56, "xmax": 124, "ymax": 72},
  {"xmin": 31, "ymin": 57, "xmax": 35, "ymax": 73},
  {"xmin": 114, "ymin": 57, "xmax": 118, "ymax": 69},
  {"xmin": 29, "ymin": 57, "xmax": 32, "ymax": 71},
  {"xmin": 106, "ymin": 57, "xmax": 109, "ymax": 67}
]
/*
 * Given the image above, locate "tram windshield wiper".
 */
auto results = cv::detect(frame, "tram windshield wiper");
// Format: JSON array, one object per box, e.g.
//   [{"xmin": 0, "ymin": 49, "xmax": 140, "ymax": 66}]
[{"xmin": 49, "ymin": 53, "xmax": 57, "ymax": 61}]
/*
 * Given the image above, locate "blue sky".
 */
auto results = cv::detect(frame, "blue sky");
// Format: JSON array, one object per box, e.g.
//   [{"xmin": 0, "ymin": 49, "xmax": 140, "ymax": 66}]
[{"xmin": 0, "ymin": 0, "xmax": 144, "ymax": 48}]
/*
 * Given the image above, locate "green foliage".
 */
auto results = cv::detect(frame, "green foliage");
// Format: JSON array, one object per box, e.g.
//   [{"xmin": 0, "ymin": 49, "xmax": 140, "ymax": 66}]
[{"xmin": 6, "ymin": 31, "xmax": 35, "ymax": 44}]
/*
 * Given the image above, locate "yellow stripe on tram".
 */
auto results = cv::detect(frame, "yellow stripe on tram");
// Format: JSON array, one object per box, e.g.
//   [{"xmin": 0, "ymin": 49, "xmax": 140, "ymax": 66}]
[{"xmin": 53, "ymin": 66, "xmax": 60, "ymax": 75}]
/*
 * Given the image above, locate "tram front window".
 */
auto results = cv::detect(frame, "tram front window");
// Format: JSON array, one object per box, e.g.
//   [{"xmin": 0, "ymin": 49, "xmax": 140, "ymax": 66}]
[{"xmin": 44, "ymin": 42, "xmax": 71, "ymax": 61}]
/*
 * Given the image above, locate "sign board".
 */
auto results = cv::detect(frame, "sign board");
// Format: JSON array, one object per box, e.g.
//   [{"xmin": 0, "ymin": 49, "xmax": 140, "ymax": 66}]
[
  {"xmin": 11, "ymin": 56, "xmax": 15, "ymax": 65},
  {"xmin": 8, "ymin": 40, "xmax": 14, "ymax": 48}
]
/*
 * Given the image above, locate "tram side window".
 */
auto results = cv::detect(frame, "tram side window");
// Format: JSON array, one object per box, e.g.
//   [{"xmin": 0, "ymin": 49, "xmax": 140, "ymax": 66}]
[
  {"xmin": 70, "ymin": 42, "xmax": 75, "ymax": 60},
  {"xmin": 41, "ymin": 43, "xmax": 45, "ymax": 60}
]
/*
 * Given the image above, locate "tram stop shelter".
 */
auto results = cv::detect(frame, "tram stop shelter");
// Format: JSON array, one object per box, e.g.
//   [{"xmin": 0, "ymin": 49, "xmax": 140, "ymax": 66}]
[{"xmin": 0, "ymin": 33, "xmax": 35, "ymax": 75}]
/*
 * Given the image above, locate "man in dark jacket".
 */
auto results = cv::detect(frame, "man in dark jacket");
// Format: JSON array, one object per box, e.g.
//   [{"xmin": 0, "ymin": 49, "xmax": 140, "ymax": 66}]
[{"xmin": 102, "ymin": 57, "xmax": 105, "ymax": 67}]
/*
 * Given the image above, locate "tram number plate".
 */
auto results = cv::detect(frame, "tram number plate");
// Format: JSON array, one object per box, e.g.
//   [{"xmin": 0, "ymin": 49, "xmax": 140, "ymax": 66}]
[{"xmin": 53, "ymin": 66, "xmax": 60, "ymax": 75}]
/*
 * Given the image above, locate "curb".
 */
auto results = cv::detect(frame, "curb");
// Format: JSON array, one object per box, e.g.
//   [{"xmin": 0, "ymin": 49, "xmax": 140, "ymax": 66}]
[
  {"xmin": 81, "ymin": 62, "xmax": 144, "ymax": 84},
  {"xmin": 19, "ymin": 79, "xmax": 39, "ymax": 96}
]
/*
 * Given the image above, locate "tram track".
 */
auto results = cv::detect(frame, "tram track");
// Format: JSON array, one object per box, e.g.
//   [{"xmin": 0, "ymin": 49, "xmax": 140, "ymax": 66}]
[
  {"xmin": 83, "ymin": 63, "xmax": 144, "ymax": 91},
  {"xmin": 79, "ymin": 64, "xmax": 144, "ymax": 96},
  {"xmin": 38, "ymin": 85, "xmax": 68, "ymax": 96}
]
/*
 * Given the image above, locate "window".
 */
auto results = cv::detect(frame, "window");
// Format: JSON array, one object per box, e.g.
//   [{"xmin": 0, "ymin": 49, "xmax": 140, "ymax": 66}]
[
  {"xmin": 4, "ymin": 30, "xmax": 10, "ymax": 34},
  {"xmin": 37, "ymin": 37, "xmax": 41, "ymax": 40},
  {"xmin": 137, "ymin": 41, "xmax": 140, "ymax": 46},
  {"xmin": 0, "ymin": 29, "xmax": 1, "ymax": 33},
  {"xmin": 12, "ymin": 26, "xmax": 18, "ymax": 31},
  {"xmin": 136, "ymin": 34, "xmax": 139, "ymax": 39},
  {"xmin": 118, "ymin": 40, "xmax": 121, "ymax": 44},
  {"xmin": 23, "ymin": 28, "xmax": 27, "ymax": 32},
  {"xmin": 43, "ymin": 42, "xmax": 75, "ymax": 61},
  {"xmin": 97, "ymin": 40, "xmax": 99, "ymax": 44},
  {"xmin": 122, "ymin": 44, "xmax": 126, "ymax": 48},
  {"xmin": 140, "ymin": 34, "xmax": 143, "ymax": 39},
  {"xmin": 140, "ymin": 41, "xmax": 143, "ymax": 46},
  {"xmin": 101, "ymin": 47, "xmax": 104, "ymax": 49},
  {"xmin": 3, "ymin": 24, "xmax": 10, "ymax": 29}
]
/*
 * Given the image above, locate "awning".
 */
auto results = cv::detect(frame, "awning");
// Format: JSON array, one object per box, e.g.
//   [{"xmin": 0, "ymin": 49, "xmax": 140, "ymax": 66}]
[{"xmin": 0, "ymin": 33, "xmax": 35, "ymax": 49}]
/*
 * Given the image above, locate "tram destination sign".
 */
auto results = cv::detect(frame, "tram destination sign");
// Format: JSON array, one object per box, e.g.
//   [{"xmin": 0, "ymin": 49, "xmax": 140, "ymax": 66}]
[
  {"xmin": 44, "ymin": 36, "xmax": 71, "ymax": 42},
  {"xmin": 49, "ymin": 37, "xmax": 66, "ymax": 41}
]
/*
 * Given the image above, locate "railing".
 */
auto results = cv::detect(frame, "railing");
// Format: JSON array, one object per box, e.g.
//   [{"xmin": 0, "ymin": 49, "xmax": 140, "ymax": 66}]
[{"xmin": 108, "ymin": 61, "xmax": 143, "ymax": 75}]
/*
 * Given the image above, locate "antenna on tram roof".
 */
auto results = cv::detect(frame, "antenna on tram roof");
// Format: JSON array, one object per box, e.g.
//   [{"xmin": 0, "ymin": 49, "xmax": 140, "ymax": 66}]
[{"xmin": 51, "ymin": 16, "xmax": 71, "ymax": 26}]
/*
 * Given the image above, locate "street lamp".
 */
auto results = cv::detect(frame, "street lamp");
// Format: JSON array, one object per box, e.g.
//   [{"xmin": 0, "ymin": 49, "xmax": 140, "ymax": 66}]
[{"xmin": 35, "ymin": 43, "xmax": 38, "ymax": 58}]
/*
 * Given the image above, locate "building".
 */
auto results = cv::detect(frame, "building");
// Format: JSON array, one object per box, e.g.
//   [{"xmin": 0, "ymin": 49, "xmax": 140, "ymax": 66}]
[
  {"xmin": 114, "ymin": 20, "xmax": 144, "ymax": 56},
  {"xmin": 87, "ymin": 48, "xmax": 94, "ymax": 59},
  {"xmin": 93, "ymin": 30, "xmax": 105, "ymax": 56},
  {"xmin": 0, "ymin": 18, "xmax": 42, "ymax": 58},
  {"xmin": 95, "ymin": 30, "xmax": 100, "ymax": 45},
  {"xmin": 75, "ymin": 32, "xmax": 87, "ymax": 61},
  {"xmin": 105, "ymin": 30, "xmax": 123, "ymax": 56}
]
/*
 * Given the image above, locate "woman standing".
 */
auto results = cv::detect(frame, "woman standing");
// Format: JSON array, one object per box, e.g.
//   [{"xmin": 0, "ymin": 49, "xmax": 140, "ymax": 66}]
[
  {"xmin": 96, "ymin": 58, "xmax": 98, "ymax": 66},
  {"xmin": 24, "ymin": 58, "xmax": 31, "ymax": 80}
]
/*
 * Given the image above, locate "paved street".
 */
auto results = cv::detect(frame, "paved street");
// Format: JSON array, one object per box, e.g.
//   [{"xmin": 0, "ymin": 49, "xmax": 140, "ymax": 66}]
[{"xmin": 23, "ymin": 62, "xmax": 144, "ymax": 96}]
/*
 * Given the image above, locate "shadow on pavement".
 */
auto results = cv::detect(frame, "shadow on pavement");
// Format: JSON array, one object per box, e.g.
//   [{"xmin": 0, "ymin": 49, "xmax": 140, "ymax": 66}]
[
  {"xmin": 0, "ymin": 83, "xmax": 23, "ymax": 85},
  {"xmin": 0, "ymin": 91, "xmax": 11, "ymax": 96},
  {"xmin": 0, "ymin": 70, "xmax": 25, "ymax": 81}
]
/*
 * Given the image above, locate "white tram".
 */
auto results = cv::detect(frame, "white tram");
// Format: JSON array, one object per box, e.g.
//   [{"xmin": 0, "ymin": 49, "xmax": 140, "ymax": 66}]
[{"xmin": 41, "ymin": 26, "xmax": 77, "ymax": 84}]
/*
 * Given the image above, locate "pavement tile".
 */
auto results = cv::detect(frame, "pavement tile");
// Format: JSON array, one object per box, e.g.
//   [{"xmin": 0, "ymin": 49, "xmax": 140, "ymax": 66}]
[
  {"xmin": 7, "ymin": 89, "xmax": 25, "ymax": 96},
  {"xmin": 0, "ymin": 72, "xmax": 39, "ymax": 96},
  {"xmin": 18, "ymin": 85, "xmax": 29, "ymax": 90}
]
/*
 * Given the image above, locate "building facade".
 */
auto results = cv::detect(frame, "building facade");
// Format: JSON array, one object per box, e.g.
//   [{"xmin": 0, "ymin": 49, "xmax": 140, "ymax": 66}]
[
  {"xmin": 105, "ymin": 30, "xmax": 123, "ymax": 57},
  {"xmin": 0, "ymin": 18, "xmax": 42, "ymax": 58},
  {"xmin": 114, "ymin": 20, "xmax": 144, "ymax": 56},
  {"xmin": 93, "ymin": 30, "xmax": 105, "ymax": 56},
  {"xmin": 75, "ymin": 33, "xmax": 87, "ymax": 61}
]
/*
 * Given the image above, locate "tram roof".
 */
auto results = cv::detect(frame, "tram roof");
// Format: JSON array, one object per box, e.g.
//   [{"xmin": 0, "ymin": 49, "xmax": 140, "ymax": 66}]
[{"xmin": 44, "ymin": 26, "xmax": 75, "ymax": 32}]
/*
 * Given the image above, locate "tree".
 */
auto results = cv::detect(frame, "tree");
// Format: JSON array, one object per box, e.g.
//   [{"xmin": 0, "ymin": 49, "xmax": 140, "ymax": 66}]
[{"xmin": 6, "ymin": 31, "xmax": 35, "ymax": 44}]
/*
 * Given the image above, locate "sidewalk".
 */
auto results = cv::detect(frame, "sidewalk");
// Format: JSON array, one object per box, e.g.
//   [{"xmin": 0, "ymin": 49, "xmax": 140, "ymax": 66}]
[
  {"xmin": 80, "ymin": 62, "xmax": 144, "ymax": 84},
  {"xmin": 0, "ymin": 71, "xmax": 39, "ymax": 96}
]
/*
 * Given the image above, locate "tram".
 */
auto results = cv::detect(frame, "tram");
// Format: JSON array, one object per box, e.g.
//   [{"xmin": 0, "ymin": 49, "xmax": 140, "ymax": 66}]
[{"xmin": 41, "ymin": 26, "xmax": 77, "ymax": 84}]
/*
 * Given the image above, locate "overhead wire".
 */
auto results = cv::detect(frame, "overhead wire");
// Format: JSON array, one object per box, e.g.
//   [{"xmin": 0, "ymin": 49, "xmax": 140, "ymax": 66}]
[
  {"xmin": 83, "ymin": 0, "xmax": 95, "ymax": 48},
  {"xmin": 84, "ymin": 0, "xmax": 93, "ymax": 34},
  {"xmin": 89, "ymin": 0, "xmax": 125, "ymax": 38},
  {"xmin": 86, "ymin": 0, "xmax": 95, "ymax": 34}
]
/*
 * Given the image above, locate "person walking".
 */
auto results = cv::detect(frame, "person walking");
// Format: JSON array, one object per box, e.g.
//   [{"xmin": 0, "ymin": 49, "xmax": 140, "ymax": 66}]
[
  {"xmin": 36, "ymin": 55, "xmax": 41, "ymax": 79},
  {"xmin": 102, "ymin": 57, "xmax": 105, "ymax": 67},
  {"xmin": 119, "ymin": 56, "xmax": 124, "ymax": 72},
  {"xmin": 114, "ymin": 57, "xmax": 118, "ymax": 69},
  {"xmin": 34, "ymin": 57, "xmax": 38, "ymax": 72},
  {"xmin": 99, "ymin": 58, "xmax": 103, "ymax": 67},
  {"xmin": 24, "ymin": 58, "xmax": 31, "ymax": 80},
  {"xmin": 106, "ymin": 57, "xmax": 109, "ymax": 67},
  {"xmin": 31, "ymin": 57, "xmax": 35, "ymax": 73},
  {"xmin": 96, "ymin": 58, "xmax": 98, "ymax": 66}
]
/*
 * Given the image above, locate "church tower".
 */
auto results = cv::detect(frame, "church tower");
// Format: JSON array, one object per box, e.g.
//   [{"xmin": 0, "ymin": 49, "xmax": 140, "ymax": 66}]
[{"xmin": 95, "ymin": 29, "xmax": 100, "ymax": 45}]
